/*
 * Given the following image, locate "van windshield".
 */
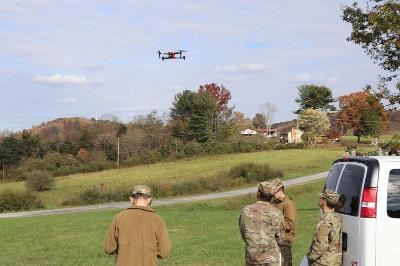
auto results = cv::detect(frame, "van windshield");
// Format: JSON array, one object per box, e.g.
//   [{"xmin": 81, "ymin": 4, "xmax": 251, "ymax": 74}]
[
  {"xmin": 388, "ymin": 169, "xmax": 400, "ymax": 218},
  {"xmin": 326, "ymin": 163, "xmax": 344, "ymax": 190},
  {"xmin": 336, "ymin": 164, "xmax": 365, "ymax": 216}
]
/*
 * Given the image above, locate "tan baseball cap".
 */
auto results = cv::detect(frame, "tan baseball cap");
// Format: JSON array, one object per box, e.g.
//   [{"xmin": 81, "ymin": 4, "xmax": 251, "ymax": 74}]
[
  {"xmin": 131, "ymin": 185, "xmax": 152, "ymax": 197},
  {"xmin": 319, "ymin": 188, "xmax": 340, "ymax": 205}
]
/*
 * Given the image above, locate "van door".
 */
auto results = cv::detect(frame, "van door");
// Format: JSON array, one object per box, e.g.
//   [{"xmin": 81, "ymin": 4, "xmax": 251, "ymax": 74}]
[
  {"xmin": 335, "ymin": 163, "xmax": 366, "ymax": 266},
  {"xmin": 376, "ymin": 164, "xmax": 400, "ymax": 265}
]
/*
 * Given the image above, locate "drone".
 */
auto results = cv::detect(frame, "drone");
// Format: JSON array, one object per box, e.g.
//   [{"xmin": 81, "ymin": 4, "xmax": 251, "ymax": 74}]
[{"xmin": 158, "ymin": 50, "xmax": 187, "ymax": 61}]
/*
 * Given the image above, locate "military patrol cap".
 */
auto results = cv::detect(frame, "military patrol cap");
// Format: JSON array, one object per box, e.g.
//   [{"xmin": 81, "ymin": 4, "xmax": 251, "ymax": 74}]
[
  {"xmin": 271, "ymin": 178, "xmax": 283, "ymax": 191},
  {"xmin": 131, "ymin": 185, "xmax": 152, "ymax": 197},
  {"xmin": 258, "ymin": 181, "xmax": 280, "ymax": 195},
  {"xmin": 319, "ymin": 188, "xmax": 340, "ymax": 205}
]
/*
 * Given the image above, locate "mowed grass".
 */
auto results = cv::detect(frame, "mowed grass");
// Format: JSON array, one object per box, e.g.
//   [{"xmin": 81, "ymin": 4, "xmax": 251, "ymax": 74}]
[
  {"xmin": 340, "ymin": 134, "xmax": 394, "ymax": 143},
  {"xmin": 0, "ymin": 180, "xmax": 324, "ymax": 266},
  {"xmin": 0, "ymin": 148, "xmax": 343, "ymax": 208}
]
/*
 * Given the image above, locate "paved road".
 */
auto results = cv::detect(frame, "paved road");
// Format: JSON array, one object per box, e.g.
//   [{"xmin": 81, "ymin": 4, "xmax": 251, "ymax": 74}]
[{"xmin": 0, "ymin": 171, "xmax": 328, "ymax": 219}]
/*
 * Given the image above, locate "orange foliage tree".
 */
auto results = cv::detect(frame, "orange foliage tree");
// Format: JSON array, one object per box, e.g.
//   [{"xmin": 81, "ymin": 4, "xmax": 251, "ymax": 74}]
[
  {"xmin": 337, "ymin": 91, "xmax": 388, "ymax": 142},
  {"xmin": 198, "ymin": 83, "xmax": 231, "ymax": 111}
]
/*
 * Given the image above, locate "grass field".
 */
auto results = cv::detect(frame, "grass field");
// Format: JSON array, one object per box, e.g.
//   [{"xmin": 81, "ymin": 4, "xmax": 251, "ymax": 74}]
[
  {"xmin": 0, "ymin": 180, "xmax": 324, "ymax": 266},
  {"xmin": 340, "ymin": 134, "xmax": 395, "ymax": 143},
  {"xmin": 0, "ymin": 148, "xmax": 343, "ymax": 209}
]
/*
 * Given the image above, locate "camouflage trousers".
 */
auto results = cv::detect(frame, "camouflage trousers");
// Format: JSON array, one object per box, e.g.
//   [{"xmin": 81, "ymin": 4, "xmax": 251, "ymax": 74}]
[{"xmin": 280, "ymin": 245, "xmax": 292, "ymax": 266}]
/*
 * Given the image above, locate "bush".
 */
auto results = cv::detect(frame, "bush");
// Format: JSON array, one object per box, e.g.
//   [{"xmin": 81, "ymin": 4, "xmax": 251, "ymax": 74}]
[
  {"xmin": 0, "ymin": 190, "xmax": 43, "ymax": 212},
  {"xmin": 205, "ymin": 141, "xmax": 233, "ymax": 155},
  {"xmin": 228, "ymin": 163, "xmax": 283, "ymax": 183},
  {"xmin": 184, "ymin": 141, "xmax": 204, "ymax": 156},
  {"xmin": 274, "ymin": 143, "xmax": 305, "ymax": 150},
  {"xmin": 62, "ymin": 185, "xmax": 131, "ymax": 205},
  {"xmin": 26, "ymin": 170, "xmax": 54, "ymax": 192}
]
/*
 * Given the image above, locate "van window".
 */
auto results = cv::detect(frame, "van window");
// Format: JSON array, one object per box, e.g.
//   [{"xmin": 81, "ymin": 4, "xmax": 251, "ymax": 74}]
[
  {"xmin": 336, "ymin": 164, "xmax": 365, "ymax": 216},
  {"xmin": 326, "ymin": 163, "xmax": 344, "ymax": 190},
  {"xmin": 388, "ymin": 169, "xmax": 400, "ymax": 218}
]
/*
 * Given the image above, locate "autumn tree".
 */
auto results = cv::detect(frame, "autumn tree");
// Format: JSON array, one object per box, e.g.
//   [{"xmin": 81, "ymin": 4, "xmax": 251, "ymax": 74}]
[
  {"xmin": 198, "ymin": 83, "xmax": 232, "ymax": 111},
  {"xmin": 295, "ymin": 84, "xmax": 336, "ymax": 114},
  {"xmin": 230, "ymin": 111, "xmax": 253, "ymax": 131},
  {"xmin": 342, "ymin": 1, "xmax": 400, "ymax": 106},
  {"xmin": 298, "ymin": 108, "xmax": 331, "ymax": 144},
  {"xmin": 252, "ymin": 113, "xmax": 267, "ymax": 129},
  {"xmin": 336, "ymin": 91, "xmax": 388, "ymax": 142}
]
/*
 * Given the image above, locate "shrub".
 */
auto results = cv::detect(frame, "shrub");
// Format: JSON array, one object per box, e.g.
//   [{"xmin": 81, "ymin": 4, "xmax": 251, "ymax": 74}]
[
  {"xmin": 26, "ymin": 170, "xmax": 54, "ymax": 192},
  {"xmin": 79, "ymin": 186, "xmax": 103, "ymax": 204},
  {"xmin": 64, "ymin": 185, "xmax": 131, "ymax": 205},
  {"xmin": 183, "ymin": 141, "xmax": 204, "ymax": 156},
  {"xmin": 0, "ymin": 190, "xmax": 43, "ymax": 212},
  {"xmin": 228, "ymin": 163, "xmax": 283, "ymax": 183},
  {"xmin": 274, "ymin": 143, "xmax": 305, "ymax": 150}
]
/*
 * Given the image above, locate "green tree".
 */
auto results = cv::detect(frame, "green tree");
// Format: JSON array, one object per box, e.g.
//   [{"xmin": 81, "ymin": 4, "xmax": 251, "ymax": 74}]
[
  {"xmin": 252, "ymin": 113, "xmax": 267, "ymax": 129},
  {"xmin": 170, "ymin": 90, "xmax": 219, "ymax": 142},
  {"xmin": 298, "ymin": 108, "xmax": 331, "ymax": 144},
  {"xmin": 342, "ymin": 1, "xmax": 400, "ymax": 105},
  {"xmin": 295, "ymin": 84, "xmax": 336, "ymax": 114}
]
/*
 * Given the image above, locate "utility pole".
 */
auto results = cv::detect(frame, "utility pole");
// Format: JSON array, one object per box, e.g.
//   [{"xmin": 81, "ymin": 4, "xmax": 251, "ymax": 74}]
[
  {"xmin": 117, "ymin": 137, "xmax": 120, "ymax": 168},
  {"xmin": 2, "ymin": 165, "xmax": 5, "ymax": 181}
]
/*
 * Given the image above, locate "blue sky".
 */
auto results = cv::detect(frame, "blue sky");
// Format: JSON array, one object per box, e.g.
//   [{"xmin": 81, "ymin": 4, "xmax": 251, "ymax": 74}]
[{"xmin": 0, "ymin": 0, "xmax": 384, "ymax": 131}]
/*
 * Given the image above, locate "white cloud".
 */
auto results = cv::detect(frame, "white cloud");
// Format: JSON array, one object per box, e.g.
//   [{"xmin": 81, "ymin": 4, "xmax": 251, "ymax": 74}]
[
  {"xmin": 296, "ymin": 73, "xmax": 313, "ymax": 82},
  {"xmin": 296, "ymin": 74, "xmax": 339, "ymax": 85},
  {"xmin": 54, "ymin": 97, "xmax": 78, "ymax": 104},
  {"xmin": 215, "ymin": 64, "xmax": 272, "ymax": 74},
  {"xmin": 32, "ymin": 74, "xmax": 103, "ymax": 86}
]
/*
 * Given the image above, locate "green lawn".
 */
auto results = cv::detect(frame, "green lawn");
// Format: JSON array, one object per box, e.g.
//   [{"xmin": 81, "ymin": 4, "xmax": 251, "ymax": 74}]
[
  {"xmin": 340, "ymin": 134, "xmax": 394, "ymax": 143},
  {"xmin": 0, "ymin": 180, "xmax": 324, "ymax": 266},
  {"xmin": 0, "ymin": 148, "xmax": 343, "ymax": 209}
]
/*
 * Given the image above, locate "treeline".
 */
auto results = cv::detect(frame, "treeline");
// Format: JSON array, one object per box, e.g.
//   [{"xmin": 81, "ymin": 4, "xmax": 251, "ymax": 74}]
[{"xmin": 0, "ymin": 83, "xmax": 303, "ymax": 181}]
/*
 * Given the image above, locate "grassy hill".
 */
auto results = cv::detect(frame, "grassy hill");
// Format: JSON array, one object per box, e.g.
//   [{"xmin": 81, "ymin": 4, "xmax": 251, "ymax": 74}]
[{"xmin": 0, "ymin": 147, "xmax": 344, "ymax": 209}]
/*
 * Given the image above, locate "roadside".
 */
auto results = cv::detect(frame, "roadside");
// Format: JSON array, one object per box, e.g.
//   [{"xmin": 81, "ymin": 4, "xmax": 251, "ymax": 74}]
[{"xmin": 0, "ymin": 171, "xmax": 328, "ymax": 218}]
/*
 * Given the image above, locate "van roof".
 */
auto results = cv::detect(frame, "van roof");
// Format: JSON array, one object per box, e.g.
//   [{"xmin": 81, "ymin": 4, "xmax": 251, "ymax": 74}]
[{"xmin": 368, "ymin": 156, "xmax": 400, "ymax": 162}]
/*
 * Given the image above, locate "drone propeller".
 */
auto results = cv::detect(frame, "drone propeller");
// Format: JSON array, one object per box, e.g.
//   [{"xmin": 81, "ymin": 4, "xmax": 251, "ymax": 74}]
[
  {"xmin": 158, "ymin": 50, "xmax": 162, "ymax": 58},
  {"xmin": 178, "ymin": 50, "xmax": 187, "ymax": 53}
]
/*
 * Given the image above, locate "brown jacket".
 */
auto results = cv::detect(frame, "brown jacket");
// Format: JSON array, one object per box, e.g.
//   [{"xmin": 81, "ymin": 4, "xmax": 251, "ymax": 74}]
[
  {"xmin": 103, "ymin": 205, "xmax": 171, "ymax": 266},
  {"xmin": 273, "ymin": 195, "xmax": 297, "ymax": 246}
]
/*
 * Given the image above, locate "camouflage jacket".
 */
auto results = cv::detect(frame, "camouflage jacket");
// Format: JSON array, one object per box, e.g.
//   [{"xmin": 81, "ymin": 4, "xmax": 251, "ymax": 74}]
[
  {"xmin": 307, "ymin": 210, "xmax": 342, "ymax": 266},
  {"xmin": 239, "ymin": 201, "xmax": 285, "ymax": 265}
]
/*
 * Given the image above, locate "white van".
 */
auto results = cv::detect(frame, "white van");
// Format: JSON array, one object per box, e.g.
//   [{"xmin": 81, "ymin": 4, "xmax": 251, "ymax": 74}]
[{"xmin": 324, "ymin": 156, "xmax": 400, "ymax": 266}]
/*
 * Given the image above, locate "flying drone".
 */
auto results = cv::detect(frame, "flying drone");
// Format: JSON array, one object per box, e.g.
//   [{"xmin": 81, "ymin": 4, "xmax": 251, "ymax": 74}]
[{"xmin": 158, "ymin": 50, "xmax": 187, "ymax": 61}]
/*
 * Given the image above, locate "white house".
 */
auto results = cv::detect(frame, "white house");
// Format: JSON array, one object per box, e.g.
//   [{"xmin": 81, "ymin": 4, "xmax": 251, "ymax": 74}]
[{"xmin": 240, "ymin": 129, "xmax": 257, "ymax": 136}]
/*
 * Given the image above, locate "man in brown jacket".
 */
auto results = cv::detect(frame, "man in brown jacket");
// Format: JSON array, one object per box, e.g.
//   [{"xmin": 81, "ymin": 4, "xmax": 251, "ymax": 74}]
[
  {"xmin": 271, "ymin": 178, "xmax": 297, "ymax": 266},
  {"xmin": 103, "ymin": 185, "xmax": 171, "ymax": 266}
]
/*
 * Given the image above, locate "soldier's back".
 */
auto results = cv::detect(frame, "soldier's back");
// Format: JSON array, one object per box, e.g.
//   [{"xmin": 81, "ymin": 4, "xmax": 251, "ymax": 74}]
[{"xmin": 240, "ymin": 201, "xmax": 283, "ymax": 265}]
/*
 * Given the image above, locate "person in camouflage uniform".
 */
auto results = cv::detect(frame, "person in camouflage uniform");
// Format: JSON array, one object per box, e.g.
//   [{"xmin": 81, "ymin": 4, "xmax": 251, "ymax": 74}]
[
  {"xmin": 239, "ymin": 181, "xmax": 285, "ymax": 266},
  {"xmin": 307, "ymin": 188, "xmax": 342, "ymax": 266},
  {"xmin": 271, "ymin": 179, "xmax": 296, "ymax": 266}
]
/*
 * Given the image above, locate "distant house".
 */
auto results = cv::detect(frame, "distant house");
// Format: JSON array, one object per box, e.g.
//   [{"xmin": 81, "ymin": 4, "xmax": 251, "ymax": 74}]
[
  {"xmin": 240, "ymin": 129, "xmax": 257, "ymax": 136},
  {"xmin": 256, "ymin": 128, "xmax": 278, "ymax": 138},
  {"xmin": 286, "ymin": 127, "xmax": 303, "ymax": 143}
]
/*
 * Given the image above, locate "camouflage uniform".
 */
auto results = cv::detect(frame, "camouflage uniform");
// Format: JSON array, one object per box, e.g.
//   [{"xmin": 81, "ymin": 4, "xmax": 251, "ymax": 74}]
[
  {"xmin": 239, "ymin": 181, "xmax": 285, "ymax": 266},
  {"xmin": 307, "ymin": 189, "xmax": 342, "ymax": 266}
]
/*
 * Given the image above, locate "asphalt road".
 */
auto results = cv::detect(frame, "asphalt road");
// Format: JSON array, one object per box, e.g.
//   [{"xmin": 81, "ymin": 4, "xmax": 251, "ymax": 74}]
[{"xmin": 0, "ymin": 171, "xmax": 328, "ymax": 219}]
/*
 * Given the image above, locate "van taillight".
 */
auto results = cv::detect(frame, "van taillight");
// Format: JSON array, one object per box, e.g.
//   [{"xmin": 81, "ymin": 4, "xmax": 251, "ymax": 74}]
[{"xmin": 360, "ymin": 188, "xmax": 377, "ymax": 218}]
